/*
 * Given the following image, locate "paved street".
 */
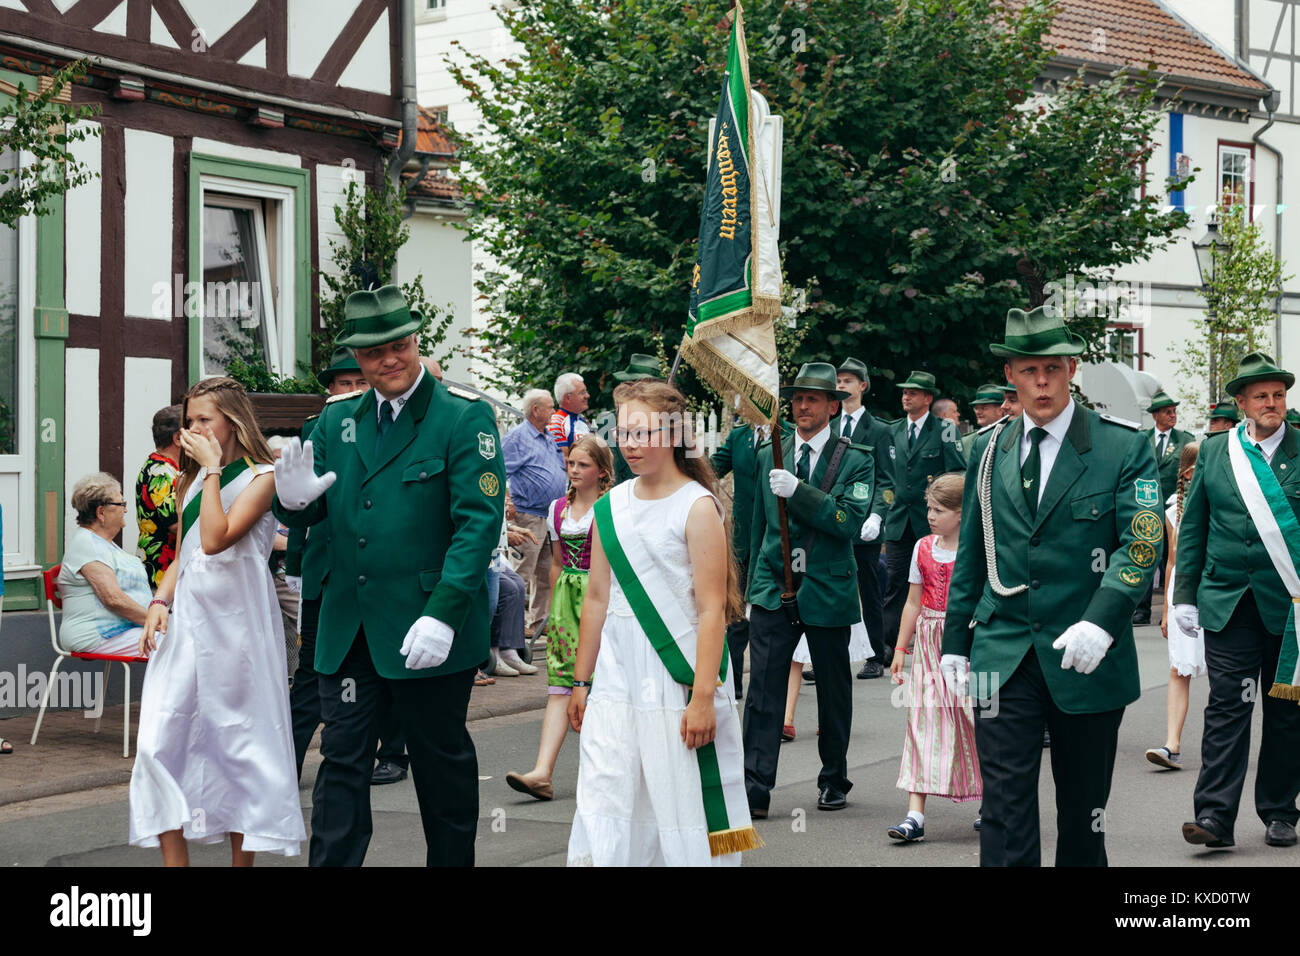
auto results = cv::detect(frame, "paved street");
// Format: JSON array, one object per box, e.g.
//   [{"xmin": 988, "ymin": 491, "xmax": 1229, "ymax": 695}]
[{"xmin": 1, "ymin": 624, "xmax": 1294, "ymax": 867}]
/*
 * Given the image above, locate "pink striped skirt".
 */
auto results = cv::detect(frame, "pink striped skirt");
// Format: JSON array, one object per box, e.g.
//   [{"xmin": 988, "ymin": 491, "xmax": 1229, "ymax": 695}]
[{"xmin": 896, "ymin": 607, "xmax": 982, "ymax": 801}]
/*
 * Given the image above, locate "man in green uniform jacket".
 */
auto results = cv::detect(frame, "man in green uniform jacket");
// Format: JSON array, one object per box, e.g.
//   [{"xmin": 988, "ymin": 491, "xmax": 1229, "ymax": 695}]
[
  {"xmin": 274, "ymin": 286, "xmax": 505, "ymax": 867},
  {"xmin": 882, "ymin": 369, "xmax": 966, "ymax": 667},
  {"xmin": 1134, "ymin": 390, "xmax": 1194, "ymax": 625},
  {"xmin": 713, "ymin": 416, "xmax": 793, "ymax": 698},
  {"xmin": 744, "ymin": 362, "xmax": 875, "ymax": 816},
  {"xmin": 1172, "ymin": 352, "xmax": 1300, "ymax": 851},
  {"xmin": 942, "ymin": 306, "xmax": 1162, "ymax": 867},
  {"xmin": 831, "ymin": 357, "xmax": 896, "ymax": 679}
]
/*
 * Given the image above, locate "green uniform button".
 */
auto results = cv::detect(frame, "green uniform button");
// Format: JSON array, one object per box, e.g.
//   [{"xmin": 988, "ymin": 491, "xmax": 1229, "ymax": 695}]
[
  {"xmin": 1032, "ymin": 621, "xmax": 1041, "ymax": 631},
  {"xmin": 1091, "ymin": 507, "xmax": 1099, "ymax": 516},
  {"xmin": 1031, "ymin": 580, "xmax": 1040, "ymax": 589},
  {"xmin": 358, "ymin": 575, "xmax": 367, "ymax": 585},
  {"xmin": 359, "ymin": 538, "xmax": 367, "ymax": 548},
  {"xmin": 364, "ymin": 499, "xmax": 372, "ymax": 509},
  {"xmin": 1030, "ymin": 536, "xmax": 1040, "ymax": 546}
]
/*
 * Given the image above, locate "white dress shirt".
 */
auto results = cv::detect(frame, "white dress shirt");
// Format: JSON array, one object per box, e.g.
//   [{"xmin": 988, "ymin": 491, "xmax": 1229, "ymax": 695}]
[
  {"xmin": 376, "ymin": 366, "xmax": 426, "ymax": 424},
  {"xmin": 1153, "ymin": 425, "xmax": 1173, "ymax": 458},
  {"xmin": 904, "ymin": 410, "xmax": 929, "ymax": 444},
  {"xmin": 1246, "ymin": 420, "xmax": 1287, "ymax": 463},
  {"xmin": 1018, "ymin": 400, "xmax": 1076, "ymax": 506},
  {"xmin": 791, "ymin": 423, "xmax": 832, "ymax": 477},
  {"xmin": 839, "ymin": 406, "xmax": 864, "ymax": 438}
]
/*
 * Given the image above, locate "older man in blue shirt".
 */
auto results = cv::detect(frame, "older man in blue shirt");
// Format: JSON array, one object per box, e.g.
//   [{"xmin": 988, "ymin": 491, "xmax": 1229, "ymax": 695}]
[{"xmin": 504, "ymin": 388, "xmax": 570, "ymax": 636}]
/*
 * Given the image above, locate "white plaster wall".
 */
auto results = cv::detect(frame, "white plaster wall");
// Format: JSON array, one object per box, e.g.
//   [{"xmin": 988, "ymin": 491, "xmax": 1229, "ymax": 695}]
[
  {"xmin": 315, "ymin": 162, "xmax": 364, "ymax": 331},
  {"xmin": 338, "ymin": 8, "xmax": 392, "ymax": 94},
  {"xmin": 396, "ymin": 211, "xmax": 474, "ymax": 371},
  {"xmin": 178, "ymin": 0, "xmax": 257, "ymax": 48},
  {"xmin": 63, "ymin": 348, "xmax": 100, "ymax": 553},
  {"xmin": 288, "ymin": 0, "xmax": 391, "ymax": 92},
  {"xmin": 121, "ymin": 357, "xmax": 174, "ymax": 556},
  {"xmin": 191, "ymin": 138, "xmax": 302, "ymax": 169},
  {"xmin": 64, "ymin": 120, "xmax": 101, "ymax": 318},
  {"xmin": 123, "ymin": 129, "xmax": 174, "ymax": 320}
]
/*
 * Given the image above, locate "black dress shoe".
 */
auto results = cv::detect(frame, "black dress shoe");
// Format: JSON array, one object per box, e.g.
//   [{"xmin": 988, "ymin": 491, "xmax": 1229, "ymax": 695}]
[
  {"xmin": 802, "ymin": 668, "xmax": 816, "ymax": 682},
  {"xmin": 1132, "ymin": 610, "xmax": 1151, "ymax": 625},
  {"xmin": 1265, "ymin": 820, "xmax": 1298, "ymax": 847},
  {"xmin": 857, "ymin": 660, "xmax": 884, "ymax": 680},
  {"xmin": 371, "ymin": 759, "xmax": 408, "ymax": 786},
  {"xmin": 749, "ymin": 804, "xmax": 768, "ymax": 820},
  {"xmin": 817, "ymin": 787, "xmax": 847, "ymax": 811},
  {"xmin": 1182, "ymin": 817, "xmax": 1234, "ymax": 848}
]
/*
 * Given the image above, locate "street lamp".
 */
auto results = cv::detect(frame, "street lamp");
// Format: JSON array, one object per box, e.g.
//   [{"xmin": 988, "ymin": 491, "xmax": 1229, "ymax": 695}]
[{"xmin": 1192, "ymin": 212, "xmax": 1232, "ymax": 405}]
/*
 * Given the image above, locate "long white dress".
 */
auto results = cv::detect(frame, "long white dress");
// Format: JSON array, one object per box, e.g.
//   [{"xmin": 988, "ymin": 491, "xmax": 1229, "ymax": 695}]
[
  {"xmin": 568, "ymin": 479, "xmax": 755, "ymax": 867},
  {"xmin": 129, "ymin": 462, "xmax": 306, "ymax": 854},
  {"xmin": 1165, "ymin": 493, "xmax": 1206, "ymax": 678}
]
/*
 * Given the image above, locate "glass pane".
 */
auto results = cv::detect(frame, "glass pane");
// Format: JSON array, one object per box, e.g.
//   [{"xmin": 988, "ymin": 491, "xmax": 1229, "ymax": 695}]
[
  {"xmin": 0, "ymin": 149, "xmax": 17, "ymax": 454},
  {"xmin": 202, "ymin": 203, "xmax": 269, "ymax": 376}
]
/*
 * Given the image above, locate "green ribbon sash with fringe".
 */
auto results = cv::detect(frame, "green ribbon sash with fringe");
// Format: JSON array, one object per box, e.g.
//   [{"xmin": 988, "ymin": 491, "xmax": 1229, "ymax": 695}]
[
  {"xmin": 594, "ymin": 494, "xmax": 761, "ymax": 856},
  {"xmin": 1230, "ymin": 426, "xmax": 1300, "ymax": 702},
  {"xmin": 180, "ymin": 457, "xmax": 252, "ymax": 546}
]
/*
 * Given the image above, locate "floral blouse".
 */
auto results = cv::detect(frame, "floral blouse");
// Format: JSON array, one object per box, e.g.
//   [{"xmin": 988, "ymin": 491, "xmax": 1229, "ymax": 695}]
[{"xmin": 135, "ymin": 451, "xmax": 179, "ymax": 588}]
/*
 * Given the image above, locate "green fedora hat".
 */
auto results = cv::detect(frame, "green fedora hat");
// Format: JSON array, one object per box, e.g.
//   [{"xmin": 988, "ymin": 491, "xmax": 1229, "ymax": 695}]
[
  {"xmin": 1208, "ymin": 400, "xmax": 1240, "ymax": 423},
  {"xmin": 971, "ymin": 383, "xmax": 1005, "ymax": 406},
  {"xmin": 1225, "ymin": 350, "xmax": 1295, "ymax": 395},
  {"xmin": 1145, "ymin": 390, "xmax": 1180, "ymax": 413},
  {"xmin": 613, "ymin": 353, "xmax": 661, "ymax": 382},
  {"xmin": 335, "ymin": 285, "xmax": 425, "ymax": 349},
  {"xmin": 837, "ymin": 357, "xmax": 871, "ymax": 390},
  {"xmin": 896, "ymin": 370, "xmax": 938, "ymax": 394},
  {"xmin": 1000, "ymin": 381, "xmax": 1017, "ymax": 394},
  {"xmin": 316, "ymin": 346, "xmax": 362, "ymax": 388},
  {"xmin": 989, "ymin": 306, "xmax": 1086, "ymax": 358},
  {"xmin": 780, "ymin": 362, "xmax": 852, "ymax": 400},
  {"xmin": 1286, "ymin": 408, "xmax": 1300, "ymax": 425}
]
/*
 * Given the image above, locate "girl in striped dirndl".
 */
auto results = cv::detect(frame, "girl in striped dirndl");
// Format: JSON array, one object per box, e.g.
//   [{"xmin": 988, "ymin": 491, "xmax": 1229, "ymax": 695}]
[{"xmin": 887, "ymin": 473, "xmax": 982, "ymax": 842}]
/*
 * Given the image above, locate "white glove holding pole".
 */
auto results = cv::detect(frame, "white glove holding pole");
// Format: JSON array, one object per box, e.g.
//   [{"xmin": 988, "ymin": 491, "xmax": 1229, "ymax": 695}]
[
  {"xmin": 401, "ymin": 616, "xmax": 455, "ymax": 670},
  {"xmin": 1173, "ymin": 604, "xmax": 1201, "ymax": 637},
  {"xmin": 274, "ymin": 438, "xmax": 337, "ymax": 511},
  {"xmin": 769, "ymin": 469, "xmax": 798, "ymax": 499},
  {"xmin": 860, "ymin": 513, "xmax": 882, "ymax": 543},
  {"xmin": 1052, "ymin": 621, "xmax": 1115, "ymax": 674},
  {"xmin": 939, "ymin": 654, "xmax": 970, "ymax": 698}
]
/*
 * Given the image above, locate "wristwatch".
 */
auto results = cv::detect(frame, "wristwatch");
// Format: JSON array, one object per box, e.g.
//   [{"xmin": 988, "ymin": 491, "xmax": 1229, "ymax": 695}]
[{"xmin": 203, "ymin": 465, "xmax": 222, "ymax": 480}]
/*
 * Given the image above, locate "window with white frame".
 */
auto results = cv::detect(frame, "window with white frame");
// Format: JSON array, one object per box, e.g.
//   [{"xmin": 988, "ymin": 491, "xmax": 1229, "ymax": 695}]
[
  {"xmin": 417, "ymin": 0, "xmax": 447, "ymax": 22},
  {"xmin": 198, "ymin": 178, "xmax": 294, "ymax": 378},
  {"xmin": 1105, "ymin": 325, "xmax": 1140, "ymax": 370},
  {"xmin": 1218, "ymin": 142, "xmax": 1253, "ymax": 214}
]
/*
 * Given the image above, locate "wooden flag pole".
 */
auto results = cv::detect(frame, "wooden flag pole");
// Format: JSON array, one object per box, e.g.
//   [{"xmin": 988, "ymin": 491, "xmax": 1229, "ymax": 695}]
[{"xmin": 768, "ymin": 409, "xmax": 797, "ymax": 601}]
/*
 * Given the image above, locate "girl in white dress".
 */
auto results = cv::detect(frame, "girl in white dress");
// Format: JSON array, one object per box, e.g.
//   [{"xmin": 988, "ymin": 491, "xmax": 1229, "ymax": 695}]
[
  {"xmin": 567, "ymin": 380, "xmax": 761, "ymax": 866},
  {"xmin": 130, "ymin": 378, "xmax": 306, "ymax": 865},
  {"xmin": 1146, "ymin": 442, "xmax": 1203, "ymax": 771}
]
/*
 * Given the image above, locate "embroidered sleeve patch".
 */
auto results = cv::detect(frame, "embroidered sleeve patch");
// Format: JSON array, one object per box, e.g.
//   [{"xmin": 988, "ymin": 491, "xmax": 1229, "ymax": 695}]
[
  {"xmin": 1117, "ymin": 566, "xmax": 1143, "ymax": 587},
  {"xmin": 883, "ymin": 489, "xmax": 896, "ymax": 505},
  {"xmin": 1131, "ymin": 511, "xmax": 1163, "ymax": 543},
  {"xmin": 835, "ymin": 510, "xmax": 847, "ymax": 524},
  {"xmin": 479, "ymin": 473, "xmax": 500, "ymax": 496},
  {"xmin": 852, "ymin": 482, "xmax": 871, "ymax": 501},
  {"xmin": 1134, "ymin": 478, "xmax": 1159, "ymax": 508},
  {"xmin": 478, "ymin": 432, "xmax": 497, "ymax": 460},
  {"xmin": 1128, "ymin": 541, "xmax": 1157, "ymax": 568}
]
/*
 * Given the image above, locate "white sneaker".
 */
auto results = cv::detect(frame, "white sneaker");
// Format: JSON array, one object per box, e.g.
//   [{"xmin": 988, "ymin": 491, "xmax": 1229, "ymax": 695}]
[
  {"xmin": 503, "ymin": 656, "xmax": 538, "ymax": 675},
  {"xmin": 491, "ymin": 657, "xmax": 520, "ymax": 678}
]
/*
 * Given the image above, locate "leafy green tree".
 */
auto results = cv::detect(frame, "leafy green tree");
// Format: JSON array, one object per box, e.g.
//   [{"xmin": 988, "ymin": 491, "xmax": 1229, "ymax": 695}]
[
  {"xmin": 449, "ymin": 0, "xmax": 1188, "ymax": 411},
  {"xmin": 1173, "ymin": 201, "xmax": 1290, "ymax": 407}
]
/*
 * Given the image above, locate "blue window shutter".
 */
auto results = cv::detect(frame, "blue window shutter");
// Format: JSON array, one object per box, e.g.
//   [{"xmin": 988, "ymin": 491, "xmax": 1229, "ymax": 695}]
[{"xmin": 1168, "ymin": 111, "xmax": 1184, "ymax": 210}]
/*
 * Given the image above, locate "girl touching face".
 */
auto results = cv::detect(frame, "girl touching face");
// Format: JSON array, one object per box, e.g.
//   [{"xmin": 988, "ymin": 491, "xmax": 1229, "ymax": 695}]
[{"xmin": 185, "ymin": 395, "xmax": 234, "ymax": 453}]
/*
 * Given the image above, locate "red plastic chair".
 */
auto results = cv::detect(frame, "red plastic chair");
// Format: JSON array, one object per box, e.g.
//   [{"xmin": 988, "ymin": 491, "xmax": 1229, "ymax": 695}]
[{"xmin": 29, "ymin": 564, "xmax": 150, "ymax": 758}]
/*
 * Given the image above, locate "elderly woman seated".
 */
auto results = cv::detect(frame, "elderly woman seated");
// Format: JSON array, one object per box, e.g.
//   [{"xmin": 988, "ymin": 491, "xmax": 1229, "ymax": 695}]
[{"xmin": 57, "ymin": 472, "xmax": 154, "ymax": 656}]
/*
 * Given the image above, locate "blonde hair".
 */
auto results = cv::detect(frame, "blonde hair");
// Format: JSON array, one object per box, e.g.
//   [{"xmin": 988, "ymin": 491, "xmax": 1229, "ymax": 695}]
[
  {"xmin": 176, "ymin": 377, "xmax": 275, "ymax": 505},
  {"xmin": 611, "ymin": 379, "xmax": 743, "ymax": 622},
  {"xmin": 71, "ymin": 471, "xmax": 123, "ymax": 527},
  {"xmin": 1176, "ymin": 442, "xmax": 1200, "ymax": 523},
  {"xmin": 565, "ymin": 434, "xmax": 614, "ymax": 509},
  {"xmin": 925, "ymin": 472, "xmax": 964, "ymax": 513}
]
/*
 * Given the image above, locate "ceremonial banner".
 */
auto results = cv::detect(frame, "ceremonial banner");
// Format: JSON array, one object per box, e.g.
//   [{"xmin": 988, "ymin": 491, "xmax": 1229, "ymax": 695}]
[{"xmin": 681, "ymin": 2, "xmax": 782, "ymax": 426}]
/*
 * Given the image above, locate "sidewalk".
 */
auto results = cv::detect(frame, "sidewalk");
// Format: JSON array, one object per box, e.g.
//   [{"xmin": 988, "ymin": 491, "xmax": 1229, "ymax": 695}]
[{"xmin": 0, "ymin": 668, "xmax": 550, "ymax": 808}]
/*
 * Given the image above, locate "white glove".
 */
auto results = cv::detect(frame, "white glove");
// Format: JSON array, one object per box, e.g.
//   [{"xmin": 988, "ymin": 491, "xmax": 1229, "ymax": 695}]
[
  {"xmin": 1173, "ymin": 604, "xmax": 1201, "ymax": 637},
  {"xmin": 284, "ymin": 575, "xmax": 302, "ymax": 595},
  {"xmin": 939, "ymin": 654, "xmax": 970, "ymax": 698},
  {"xmin": 860, "ymin": 513, "xmax": 882, "ymax": 542},
  {"xmin": 274, "ymin": 438, "xmax": 337, "ymax": 511},
  {"xmin": 1052, "ymin": 621, "xmax": 1115, "ymax": 674},
  {"xmin": 769, "ymin": 468, "xmax": 798, "ymax": 498},
  {"xmin": 400, "ymin": 615, "xmax": 455, "ymax": 670}
]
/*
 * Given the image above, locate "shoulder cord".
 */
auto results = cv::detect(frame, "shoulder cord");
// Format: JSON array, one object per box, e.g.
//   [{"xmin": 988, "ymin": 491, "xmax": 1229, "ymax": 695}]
[{"xmin": 977, "ymin": 420, "xmax": 1028, "ymax": 601}]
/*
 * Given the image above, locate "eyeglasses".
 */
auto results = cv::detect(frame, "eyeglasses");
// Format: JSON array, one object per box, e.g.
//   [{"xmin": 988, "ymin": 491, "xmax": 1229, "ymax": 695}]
[
  {"xmin": 102, "ymin": 501, "xmax": 128, "ymax": 509},
  {"xmin": 614, "ymin": 427, "xmax": 668, "ymax": 445}
]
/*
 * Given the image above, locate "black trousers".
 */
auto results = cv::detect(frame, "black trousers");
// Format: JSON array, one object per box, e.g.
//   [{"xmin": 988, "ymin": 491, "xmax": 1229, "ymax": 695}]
[
  {"xmin": 882, "ymin": 527, "xmax": 918, "ymax": 663},
  {"xmin": 974, "ymin": 648, "xmax": 1123, "ymax": 867},
  {"xmin": 855, "ymin": 539, "xmax": 884, "ymax": 662},
  {"xmin": 375, "ymin": 709, "xmax": 408, "ymax": 769},
  {"xmin": 290, "ymin": 595, "xmax": 324, "ymax": 780},
  {"xmin": 1194, "ymin": 592, "xmax": 1300, "ymax": 838},
  {"xmin": 727, "ymin": 563, "xmax": 750, "ymax": 699},
  {"xmin": 743, "ymin": 606, "xmax": 852, "ymax": 808},
  {"xmin": 311, "ymin": 631, "xmax": 478, "ymax": 867}
]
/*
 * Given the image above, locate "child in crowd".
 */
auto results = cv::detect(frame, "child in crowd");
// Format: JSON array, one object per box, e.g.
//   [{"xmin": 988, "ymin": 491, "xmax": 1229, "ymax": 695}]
[
  {"xmin": 1146, "ymin": 442, "xmax": 1202, "ymax": 770},
  {"xmin": 888, "ymin": 473, "xmax": 982, "ymax": 842},
  {"xmin": 506, "ymin": 434, "xmax": 613, "ymax": 800}
]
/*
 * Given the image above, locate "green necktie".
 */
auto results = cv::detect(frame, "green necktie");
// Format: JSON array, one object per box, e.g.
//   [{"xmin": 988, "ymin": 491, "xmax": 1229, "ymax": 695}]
[
  {"xmin": 376, "ymin": 400, "xmax": 394, "ymax": 452},
  {"xmin": 1022, "ymin": 426, "xmax": 1047, "ymax": 516},
  {"xmin": 908, "ymin": 421, "xmax": 918, "ymax": 448},
  {"xmin": 1157, "ymin": 433, "xmax": 1167, "ymax": 460},
  {"xmin": 795, "ymin": 442, "xmax": 811, "ymax": 481}
]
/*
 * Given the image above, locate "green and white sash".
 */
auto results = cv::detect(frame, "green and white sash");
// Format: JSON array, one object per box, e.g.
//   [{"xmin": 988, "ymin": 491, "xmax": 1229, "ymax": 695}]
[
  {"xmin": 593, "ymin": 487, "xmax": 762, "ymax": 856},
  {"xmin": 176, "ymin": 457, "xmax": 253, "ymax": 571},
  {"xmin": 1228, "ymin": 424, "xmax": 1300, "ymax": 701}
]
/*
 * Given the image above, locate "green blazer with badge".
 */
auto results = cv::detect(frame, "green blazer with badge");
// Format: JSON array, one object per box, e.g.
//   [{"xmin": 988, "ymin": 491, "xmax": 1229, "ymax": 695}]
[
  {"xmin": 831, "ymin": 408, "xmax": 894, "ymax": 524},
  {"xmin": 1141, "ymin": 425, "xmax": 1194, "ymax": 506},
  {"xmin": 944, "ymin": 402, "xmax": 1162, "ymax": 713},
  {"xmin": 274, "ymin": 370, "xmax": 506, "ymax": 680},
  {"xmin": 884, "ymin": 410, "xmax": 967, "ymax": 541},
  {"xmin": 712, "ymin": 420, "xmax": 794, "ymax": 568}
]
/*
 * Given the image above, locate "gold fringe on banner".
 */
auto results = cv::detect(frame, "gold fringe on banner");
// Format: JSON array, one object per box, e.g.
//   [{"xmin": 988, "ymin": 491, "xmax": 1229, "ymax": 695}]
[
  {"xmin": 1267, "ymin": 682, "xmax": 1300, "ymax": 703},
  {"xmin": 689, "ymin": 295, "xmax": 782, "ymax": 341},
  {"xmin": 680, "ymin": 337, "xmax": 777, "ymax": 425},
  {"xmin": 709, "ymin": 825, "xmax": 766, "ymax": 856}
]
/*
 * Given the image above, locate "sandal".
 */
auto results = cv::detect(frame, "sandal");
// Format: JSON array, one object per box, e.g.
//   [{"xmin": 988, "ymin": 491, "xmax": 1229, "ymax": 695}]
[
  {"xmin": 0, "ymin": 737, "xmax": 12, "ymax": 755},
  {"xmin": 474, "ymin": 670, "xmax": 495, "ymax": 686}
]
